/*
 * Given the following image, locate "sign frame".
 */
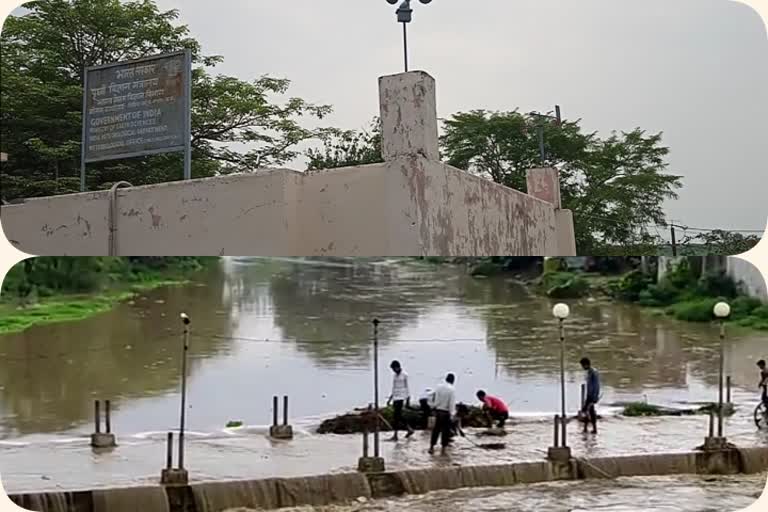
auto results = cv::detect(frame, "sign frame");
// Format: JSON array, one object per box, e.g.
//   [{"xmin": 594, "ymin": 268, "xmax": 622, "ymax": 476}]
[{"xmin": 80, "ymin": 49, "xmax": 192, "ymax": 191}]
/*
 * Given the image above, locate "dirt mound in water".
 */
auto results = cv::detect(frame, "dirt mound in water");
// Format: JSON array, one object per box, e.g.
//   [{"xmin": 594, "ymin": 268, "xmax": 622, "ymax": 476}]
[{"xmin": 317, "ymin": 403, "xmax": 490, "ymax": 434}]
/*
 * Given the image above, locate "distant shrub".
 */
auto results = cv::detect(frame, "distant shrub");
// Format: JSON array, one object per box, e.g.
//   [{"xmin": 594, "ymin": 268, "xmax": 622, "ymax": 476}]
[{"xmin": 666, "ymin": 298, "xmax": 720, "ymax": 323}]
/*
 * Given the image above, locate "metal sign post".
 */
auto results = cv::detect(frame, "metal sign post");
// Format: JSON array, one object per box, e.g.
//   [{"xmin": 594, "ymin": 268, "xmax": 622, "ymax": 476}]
[
  {"xmin": 387, "ymin": 0, "xmax": 432, "ymax": 73},
  {"xmin": 80, "ymin": 50, "xmax": 192, "ymax": 191}
]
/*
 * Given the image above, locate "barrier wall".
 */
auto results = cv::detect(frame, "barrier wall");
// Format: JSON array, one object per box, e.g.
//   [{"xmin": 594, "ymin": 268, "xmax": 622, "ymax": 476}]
[{"xmin": 9, "ymin": 447, "xmax": 768, "ymax": 512}]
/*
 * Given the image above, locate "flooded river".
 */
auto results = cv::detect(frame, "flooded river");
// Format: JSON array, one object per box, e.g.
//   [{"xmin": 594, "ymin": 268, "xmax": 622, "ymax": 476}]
[
  {"xmin": 0, "ymin": 257, "xmax": 767, "ymax": 494},
  {"xmin": 276, "ymin": 475, "xmax": 766, "ymax": 512}
]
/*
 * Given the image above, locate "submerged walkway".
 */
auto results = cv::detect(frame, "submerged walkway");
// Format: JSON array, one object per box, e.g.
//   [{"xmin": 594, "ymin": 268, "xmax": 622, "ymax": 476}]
[{"xmin": 2, "ymin": 408, "xmax": 767, "ymax": 493}]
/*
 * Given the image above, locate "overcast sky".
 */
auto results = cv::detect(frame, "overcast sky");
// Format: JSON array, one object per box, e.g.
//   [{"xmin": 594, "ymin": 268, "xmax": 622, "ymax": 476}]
[{"xmin": 10, "ymin": 0, "xmax": 768, "ymax": 233}]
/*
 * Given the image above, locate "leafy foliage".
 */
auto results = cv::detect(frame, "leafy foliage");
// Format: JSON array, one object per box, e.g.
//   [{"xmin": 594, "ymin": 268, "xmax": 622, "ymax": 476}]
[
  {"xmin": 306, "ymin": 117, "xmax": 383, "ymax": 171},
  {"xmin": 1, "ymin": 0, "xmax": 332, "ymax": 200},
  {"xmin": 1, "ymin": 256, "xmax": 213, "ymax": 301},
  {"xmin": 679, "ymin": 229, "xmax": 761, "ymax": 255},
  {"xmin": 439, "ymin": 110, "xmax": 682, "ymax": 253}
]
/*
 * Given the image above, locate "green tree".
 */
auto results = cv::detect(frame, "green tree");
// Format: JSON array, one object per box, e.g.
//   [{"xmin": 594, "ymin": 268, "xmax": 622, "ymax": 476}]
[
  {"xmin": 306, "ymin": 117, "xmax": 383, "ymax": 171},
  {"xmin": 439, "ymin": 110, "xmax": 682, "ymax": 253},
  {"xmin": 679, "ymin": 229, "xmax": 761, "ymax": 255},
  {"xmin": 1, "ymin": 0, "xmax": 333, "ymax": 200}
]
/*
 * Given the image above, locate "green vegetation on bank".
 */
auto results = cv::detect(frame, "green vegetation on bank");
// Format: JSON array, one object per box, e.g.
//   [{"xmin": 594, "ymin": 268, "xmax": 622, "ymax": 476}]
[
  {"xmin": 533, "ymin": 257, "xmax": 768, "ymax": 331},
  {"xmin": 611, "ymin": 260, "xmax": 768, "ymax": 329},
  {"xmin": 0, "ymin": 257, "xmax": 217, "ymax": 334}
]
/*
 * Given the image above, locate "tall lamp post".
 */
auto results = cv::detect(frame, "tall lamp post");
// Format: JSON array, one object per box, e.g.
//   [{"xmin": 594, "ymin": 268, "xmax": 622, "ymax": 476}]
[
  {"xmin": 713, "ymin": 301, "xmax": 730, "ymax": 438},
  {"xmin": 386, "ymin": 0, "xmax": 433, "ymax": 72},
  {"xmin": 372, "ymin": 318, "xmax": 381, "ymax": 459},
  {"xmin": 178, "ymin": 312, "xmax": 191, "ymax": 469},
  {"xmin": 552, "ymin": 303, "xmax": 570, "ymax": 447}
]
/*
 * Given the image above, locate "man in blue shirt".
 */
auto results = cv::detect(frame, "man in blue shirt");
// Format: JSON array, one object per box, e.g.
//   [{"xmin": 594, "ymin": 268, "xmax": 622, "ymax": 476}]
[{"xmin": 580, "ymin": 357, "xmax": 600, "ymax": 434}]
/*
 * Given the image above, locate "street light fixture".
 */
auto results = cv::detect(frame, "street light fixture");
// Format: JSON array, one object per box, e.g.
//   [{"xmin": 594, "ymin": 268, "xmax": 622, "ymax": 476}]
[
  {"xmin": 178, "ymin": 312, "xmax": 191, "ymax": 469},
  {"xmin": 552, "ymin": 303, "xmax": 570, "ymax": 446},
  {"xmin": 386, "ymin": 0, "xmax": 433, "ymax": 72},
  {"xmin": 529, "ymin": 107, "xmax": 563, "ymax": 164},
  {"xmin": 713, "ymin": 301, "xmax": 730, "ymax": 438}
]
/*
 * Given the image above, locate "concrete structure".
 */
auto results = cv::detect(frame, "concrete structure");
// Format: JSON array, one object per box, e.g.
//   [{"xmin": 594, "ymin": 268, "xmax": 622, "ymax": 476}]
[
  {"xmin": 269, "ymin": 396, "xmax": 294, "ymax": 440},
  {"xmin": 90, "ymin": 400, "xmax": 117, "ymax": 449},
  {"xmin": 0, "ymin": 71, "xmax": 576, "ymax": 257},
  {"xmin": 9, "ymin": 447, "xmax": 768, "ymax": 512},
  {"xmin": 727, "ymin": 256, "xmax": 768, "ymax": 302},
  {"xmin": 657, "ymin": 256, "xmax": 767, "ymax": 303}
]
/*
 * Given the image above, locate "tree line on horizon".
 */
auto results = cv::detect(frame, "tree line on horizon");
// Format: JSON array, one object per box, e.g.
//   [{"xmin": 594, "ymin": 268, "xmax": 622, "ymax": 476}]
[{"xmin": 0, "ymin": 0, "xmax": 759, "ymax": 255}]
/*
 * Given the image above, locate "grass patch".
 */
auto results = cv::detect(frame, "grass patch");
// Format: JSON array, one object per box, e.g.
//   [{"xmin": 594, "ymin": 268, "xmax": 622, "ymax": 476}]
[
  {"xmin": 540, "ymin": 271, "xmax": 590, "ymax": 299},
  {"xmin": 0, "ymin": 280, "xmax": 187, "ymax": 335}
]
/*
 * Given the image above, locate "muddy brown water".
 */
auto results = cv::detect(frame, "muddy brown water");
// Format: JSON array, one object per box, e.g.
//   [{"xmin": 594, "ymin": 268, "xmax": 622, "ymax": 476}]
[{"xmin": 1, "ymin": 257, "xmax": 766, "ymax": 494}]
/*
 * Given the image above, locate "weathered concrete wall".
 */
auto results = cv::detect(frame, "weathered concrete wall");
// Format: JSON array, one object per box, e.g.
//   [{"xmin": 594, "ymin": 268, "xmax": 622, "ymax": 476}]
[
  {"xmin": 1, "ymin": 70, "xmax": 576, "ymax": 257},
  {"xmin": 10, "ymin": 447, "xmax": 768, "ymax": 512},
  {"xmin": 727, "ymin": 256, "xmax": 768, "ymax": 302}
]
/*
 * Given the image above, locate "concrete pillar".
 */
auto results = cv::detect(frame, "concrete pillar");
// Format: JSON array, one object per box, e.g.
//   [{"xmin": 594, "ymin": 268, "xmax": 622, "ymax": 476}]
[
  {"xmin": 526, "ymin": 168, "xmax": 576, "ymax": 256},
  {"xmin": 378, "ymin": 71, "xmax": 439, "ymax": 161},
  {"xmin": 526, "ymin": 168, "xmax": 561, "ymax": 208},
  {"xmin": 555, "ymin": 209, "xmax": 576, "ymax": 256}
]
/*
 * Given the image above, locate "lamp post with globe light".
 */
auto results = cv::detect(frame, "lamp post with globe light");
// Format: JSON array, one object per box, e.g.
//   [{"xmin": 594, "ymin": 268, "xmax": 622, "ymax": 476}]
[
  {"xmin": 386, "ymin": 0, "xmax": 433, "ymax": 72},
  {"xmin": 713, "ymin": 301, "xmax": 730, "ymax": 437},
  {"xmin": 552, "ymin": 303, "xmax": 570, "ymax": 446}
]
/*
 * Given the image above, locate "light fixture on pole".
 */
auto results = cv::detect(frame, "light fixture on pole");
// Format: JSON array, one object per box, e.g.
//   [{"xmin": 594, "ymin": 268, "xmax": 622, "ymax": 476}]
[
  {"xmin": 552, "ymin": 303, "xmax": 570, "ymax": 447},
  {"xmin": 386, "ymin": 0, "xmax": 433, "ymax": 72},
  {"xmin": 529, "ymin": 107, "xmax": 562, "ymax": 164},
  {"xmin": 178, "ymin": 312, "xmax": 191, "ymax": 469},
  {"xmin": 713, "ymin": 301, "xmax": 730, "ymax": 438}
]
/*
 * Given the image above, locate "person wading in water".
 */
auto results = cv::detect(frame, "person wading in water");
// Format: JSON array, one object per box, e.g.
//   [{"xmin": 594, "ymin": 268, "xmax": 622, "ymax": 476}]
[
  {"xmin": 580, "ymin": 357, "xmax": 600, "ymax": 434},
  {"xmin": 386, "ymin": 360, "xmax": 414, "ymax": 441},
  {"xmin": 476, "ymin": 390, "xmax": 509, "ymax": 429},
  {"xmin": 428, "ymin": 373, "xmax": 456, "ymax": 454}
]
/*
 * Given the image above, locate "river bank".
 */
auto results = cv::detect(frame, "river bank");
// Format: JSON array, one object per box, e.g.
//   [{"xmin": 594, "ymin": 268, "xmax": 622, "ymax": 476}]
[
  {"xmin": 0, "ymin": 257, "xmax": 219, "ymax": 335},
  {"xmin": 428, "ymin": 256, "xmax": 768, "ymax": 331}
]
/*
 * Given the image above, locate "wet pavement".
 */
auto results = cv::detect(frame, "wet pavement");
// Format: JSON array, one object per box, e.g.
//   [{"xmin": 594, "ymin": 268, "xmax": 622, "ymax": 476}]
[{"xmin": 2, "ymin": 411, "xmax": 767, "ymax": 493}]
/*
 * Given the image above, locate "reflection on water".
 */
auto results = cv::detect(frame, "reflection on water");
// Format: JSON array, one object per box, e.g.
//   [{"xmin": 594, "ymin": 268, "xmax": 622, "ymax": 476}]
[{"xmin": 0, "ymin": 257, "xmax": 766, "ymax": 440}]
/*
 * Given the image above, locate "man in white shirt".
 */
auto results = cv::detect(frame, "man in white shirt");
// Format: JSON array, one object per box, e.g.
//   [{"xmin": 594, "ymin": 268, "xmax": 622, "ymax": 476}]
[
  {"xmin": 428, "ymin": 373, "xmax": 456, "ymax": 454},
  {"xmin": 386, "ymin": 360, "xmax": 414, "ymax": 441}
]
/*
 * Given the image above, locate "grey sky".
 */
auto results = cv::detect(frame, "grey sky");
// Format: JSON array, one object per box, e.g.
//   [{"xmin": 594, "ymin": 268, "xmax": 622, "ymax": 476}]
[{"xmin": 11, "ymin": 0, "xmax": 768, "ymax": 234}]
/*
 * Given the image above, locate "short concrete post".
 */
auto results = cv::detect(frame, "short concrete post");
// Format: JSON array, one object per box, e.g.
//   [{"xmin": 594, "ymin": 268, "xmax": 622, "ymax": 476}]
[
  {"xmin": 90, "ymin": 400, "xmax": 116, "ymax": 448},
  {"xmin": 378, "ymin": 71, "xmax": 439, "ymax": 161},
  {"xmin": 160, "ymin": 431, "xmax": 189, "ymax": 485},
  {"xmin": 547, "ymin": 415, "xmax": 571, "ymax": 462},
  {"xmin": 357, "ymin": 426, "xmax": 385, "ymax": 473},
  {"xmin": 269, "ymin": 395, "xmax": 293, "ymax": 440}
]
